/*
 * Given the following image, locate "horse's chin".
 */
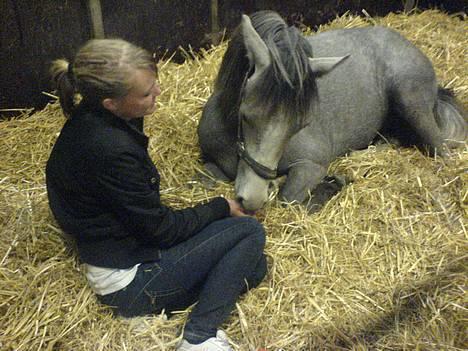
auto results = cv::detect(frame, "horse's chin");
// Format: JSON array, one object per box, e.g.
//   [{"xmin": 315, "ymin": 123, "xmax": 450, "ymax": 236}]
[
  {"xmin": 241, "ymin": 199, "xmax": 266, "ymax": 212},
  {"xmin": 244, "ymin": 209, "xmax": 257, "ymax": 216}
]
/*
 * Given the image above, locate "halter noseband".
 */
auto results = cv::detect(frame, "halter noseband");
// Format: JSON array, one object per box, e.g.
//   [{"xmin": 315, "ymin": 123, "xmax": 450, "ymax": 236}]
[
  {"xmin": 237, "ymin": 137, "xmax": 278, "ymax": 180},
  {"xmin": 236, "ymin": 69, "xmax": 278, "ymax": 180}
]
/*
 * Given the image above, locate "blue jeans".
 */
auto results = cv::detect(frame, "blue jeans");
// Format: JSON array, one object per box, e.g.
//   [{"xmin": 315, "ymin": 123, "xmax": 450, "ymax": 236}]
[{"xmin": 98, "ymin": 216, "xmax": 267, "ymax": 344}]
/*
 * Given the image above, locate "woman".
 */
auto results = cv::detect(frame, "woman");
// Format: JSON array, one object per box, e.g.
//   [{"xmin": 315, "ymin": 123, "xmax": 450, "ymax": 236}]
[{"xmin": 46, "ymin": 38, "xmax": 267, "ymax": 351}]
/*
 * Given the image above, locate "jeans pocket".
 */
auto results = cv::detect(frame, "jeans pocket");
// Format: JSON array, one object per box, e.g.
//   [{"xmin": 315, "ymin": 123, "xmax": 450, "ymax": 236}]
[
  {"xmin": 142, "ymin": 262, "xmax": 162, "ymax": 277},
  {"xmin": 144, "ymin": 285, "xmax": 186, "ymax": 312}
]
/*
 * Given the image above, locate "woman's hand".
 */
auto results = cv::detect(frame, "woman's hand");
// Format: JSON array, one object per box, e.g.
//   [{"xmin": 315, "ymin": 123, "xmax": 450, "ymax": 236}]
[{"xmin": 226, "ymin": 199, "xmax": 252, "ymax": 217}]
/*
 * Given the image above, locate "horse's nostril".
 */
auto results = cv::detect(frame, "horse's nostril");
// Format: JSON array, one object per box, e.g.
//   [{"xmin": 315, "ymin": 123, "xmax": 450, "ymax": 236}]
[{"xmin": 236, "ymin": 196, "xmax": 244, "ymax": 205}]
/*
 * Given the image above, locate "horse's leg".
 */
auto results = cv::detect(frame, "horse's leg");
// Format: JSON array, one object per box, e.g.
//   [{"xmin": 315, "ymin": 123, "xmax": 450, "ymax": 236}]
[
  {"xmin": 198, "ymin": 94, "xmax": 238, "ymax": 186},
  {"xmin": 196, "ymin": 138, "xmax": 238, "ymax": 188},
  {"xmin": 279, "ymin": 160, "xmax": 344, "ymax": 212},
  {"xmin": 202, "ymin": 161, "xmax": 232, "ymax": 182},
  {"xmin": 393, "ymin": 81, "xmax": 449, "ymax": 157}
]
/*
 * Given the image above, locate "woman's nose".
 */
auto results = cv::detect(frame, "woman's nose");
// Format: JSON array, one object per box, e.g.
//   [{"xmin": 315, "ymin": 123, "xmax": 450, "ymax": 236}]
[{"xmin": 154, "ymin": 82, "xmax": 161, "ymax": 96}]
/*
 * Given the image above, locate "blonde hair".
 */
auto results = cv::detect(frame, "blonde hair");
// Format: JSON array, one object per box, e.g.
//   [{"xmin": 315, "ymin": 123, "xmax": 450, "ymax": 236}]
[{"xmin": 50, "ymin": 39, "xmax": 156, "ymax": 117}]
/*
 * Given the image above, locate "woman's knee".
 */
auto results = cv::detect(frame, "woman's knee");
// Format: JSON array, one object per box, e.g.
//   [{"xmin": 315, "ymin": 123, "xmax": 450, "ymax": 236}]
[
  {"xmin": 242, "ymin": 254, "xmax": 267, "ymax": 293},
  {"xmin": 238, "ymin": 217, "xmax": 265, "ymax": 240},
  {"xmin": 252, "ymin": 254, "xmax": 268, "ymax": 285},
  {"xmin": 235, "ymin": 217, "xmax": 266, "ymax": 255}
]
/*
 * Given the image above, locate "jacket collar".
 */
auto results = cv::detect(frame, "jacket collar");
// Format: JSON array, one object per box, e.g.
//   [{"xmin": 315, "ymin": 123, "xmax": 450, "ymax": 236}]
[{"xmin": 76, "ymin": 102, "xmax": 148, "ymax": 148}]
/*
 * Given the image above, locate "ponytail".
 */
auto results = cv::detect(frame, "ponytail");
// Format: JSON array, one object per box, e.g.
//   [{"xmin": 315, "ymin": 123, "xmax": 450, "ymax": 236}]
[{"xmin": 50, "ymin": 59, "xmax": 77, "ymax": 118}]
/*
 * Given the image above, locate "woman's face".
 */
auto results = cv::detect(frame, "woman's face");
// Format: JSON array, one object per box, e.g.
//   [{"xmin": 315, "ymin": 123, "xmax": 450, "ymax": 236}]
[{"xmin": 104, "ymin": 69, "xmax": 161, "ymax": 120}]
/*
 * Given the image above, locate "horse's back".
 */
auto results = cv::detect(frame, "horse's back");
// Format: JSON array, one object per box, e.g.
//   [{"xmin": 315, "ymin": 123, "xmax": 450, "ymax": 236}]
[
  {"xmin": 308, "ymin": 26, "xmax": 435, "ymax": 86},
  {"xmin": 309, "ymin": 26, "xmax": 418, "ymax": 55}
]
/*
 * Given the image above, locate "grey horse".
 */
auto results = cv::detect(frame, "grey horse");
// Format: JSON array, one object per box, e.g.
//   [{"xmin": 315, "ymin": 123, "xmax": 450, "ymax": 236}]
[{"xmin": 198, "ymin": 10, "xmax": 467, "ymax": 212}]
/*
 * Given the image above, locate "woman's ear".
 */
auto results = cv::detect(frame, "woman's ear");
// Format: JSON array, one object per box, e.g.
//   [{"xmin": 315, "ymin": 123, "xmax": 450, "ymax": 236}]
[{"xmin": 102, "ymin": 97, "xmax": 118, "ymax": 113}]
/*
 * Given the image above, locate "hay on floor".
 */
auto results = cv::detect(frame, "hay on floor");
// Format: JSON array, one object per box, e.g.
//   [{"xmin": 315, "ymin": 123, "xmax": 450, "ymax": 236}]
[{"xmin": 0, "ymin": 9, "xmax": 466, "ymax": 351}]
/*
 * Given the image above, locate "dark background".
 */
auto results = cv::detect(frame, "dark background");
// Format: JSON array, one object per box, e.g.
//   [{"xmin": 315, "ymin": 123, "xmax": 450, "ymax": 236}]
[{"xmin": 1, "ymin": 0, "xmax": 466, "ymax": 115}]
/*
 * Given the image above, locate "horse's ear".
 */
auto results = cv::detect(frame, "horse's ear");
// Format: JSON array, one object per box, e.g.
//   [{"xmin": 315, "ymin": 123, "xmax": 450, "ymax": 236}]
[
  {"xmin": 240, "ymin": 14, "xmax": 271, "ymax": 72},
  {"xmin": 309, "ymin": 55, "xmax": 350, "ymax": 76}
]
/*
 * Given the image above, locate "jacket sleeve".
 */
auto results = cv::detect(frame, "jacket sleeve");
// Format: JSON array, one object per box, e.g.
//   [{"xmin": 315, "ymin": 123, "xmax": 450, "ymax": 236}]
[{"xmin": 95, "ymin": 149, "xmax": 230, "ymax": 248}]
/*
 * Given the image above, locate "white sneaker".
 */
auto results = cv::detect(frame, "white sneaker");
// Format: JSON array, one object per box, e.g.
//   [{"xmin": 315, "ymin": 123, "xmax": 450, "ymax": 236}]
[{"xmin": 176, "ymin": 330, "xmax": 233, "ymax": 351}]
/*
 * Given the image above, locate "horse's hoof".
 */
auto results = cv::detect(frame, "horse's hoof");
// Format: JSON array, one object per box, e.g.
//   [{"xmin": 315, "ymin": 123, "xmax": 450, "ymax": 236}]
[
  {"xmin": 324, "ymin": 174, "xmax": 351, "ymax": 187},
  {"xmin": 304, "ymin": 175, "xmax": 350, "ymax": 213}
]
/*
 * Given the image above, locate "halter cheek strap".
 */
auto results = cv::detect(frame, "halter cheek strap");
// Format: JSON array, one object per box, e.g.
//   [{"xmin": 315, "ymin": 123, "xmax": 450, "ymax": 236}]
[
  {"xmin": 237, "ymin": 140, "xmax": 278, "ymax": 180},
  {"xmin": 236, "ymin": 68, "xmax": 278, "ymax": 180}
]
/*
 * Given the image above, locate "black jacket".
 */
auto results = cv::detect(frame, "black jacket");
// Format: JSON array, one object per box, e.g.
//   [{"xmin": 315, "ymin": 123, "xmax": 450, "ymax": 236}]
[{"xmin": 46, "ymin": 103, "xmax": 230, "ymax": 268}]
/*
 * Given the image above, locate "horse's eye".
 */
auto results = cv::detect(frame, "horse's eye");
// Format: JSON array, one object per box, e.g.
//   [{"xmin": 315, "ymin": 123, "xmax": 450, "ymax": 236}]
[
  {"xmin": 246, "ymin": 67, "xmax": 255, "ymax": 79},
  {"xmin": 241, "ymin": 113, "xmax": 252, "ymax": 125}
]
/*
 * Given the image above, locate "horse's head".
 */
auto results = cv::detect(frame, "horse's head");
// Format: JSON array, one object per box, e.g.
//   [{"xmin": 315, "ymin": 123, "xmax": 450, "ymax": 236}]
[{"xmin": 230, "ymin": 12, "xmax": 348, "ymax": 211}]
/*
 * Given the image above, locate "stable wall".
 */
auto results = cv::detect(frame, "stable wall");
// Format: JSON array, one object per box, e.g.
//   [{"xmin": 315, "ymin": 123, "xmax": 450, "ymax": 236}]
[{"xmin": 1, "ymin": 0, "xmax": 465, "ymax": 113}]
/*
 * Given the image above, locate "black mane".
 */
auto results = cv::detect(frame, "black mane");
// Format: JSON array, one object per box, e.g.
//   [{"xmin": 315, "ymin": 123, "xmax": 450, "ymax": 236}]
[{"xmin": 215, "ymin": 10, "xmax": 318, "ymax": 128}]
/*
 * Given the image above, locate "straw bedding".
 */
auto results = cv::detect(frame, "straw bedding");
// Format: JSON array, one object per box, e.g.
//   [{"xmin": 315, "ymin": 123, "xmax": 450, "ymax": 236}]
[{"xmin": 0, "ymin": 10, "xmax": 466, "ymax": 351}]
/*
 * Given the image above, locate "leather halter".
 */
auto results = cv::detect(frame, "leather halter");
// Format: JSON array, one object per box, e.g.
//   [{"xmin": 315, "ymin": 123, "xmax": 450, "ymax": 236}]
[{"xmin": 236, "ymin": 69, "xmax": 278, "ymax": 180}]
